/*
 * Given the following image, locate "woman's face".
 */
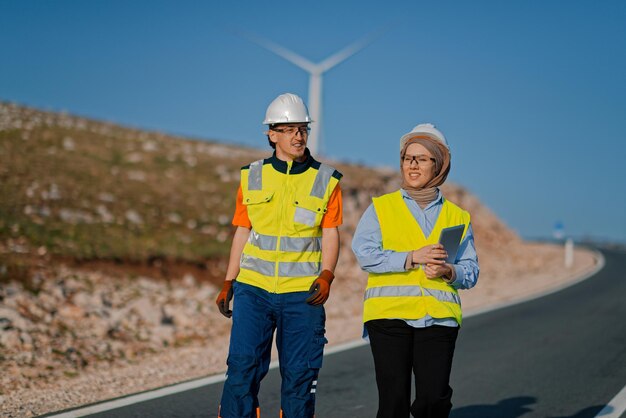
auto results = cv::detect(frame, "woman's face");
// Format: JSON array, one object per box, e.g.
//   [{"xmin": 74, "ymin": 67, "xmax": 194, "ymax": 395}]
[{"xmin": 401, "ymin": 143, "xmax": 436, "ymax": 189}]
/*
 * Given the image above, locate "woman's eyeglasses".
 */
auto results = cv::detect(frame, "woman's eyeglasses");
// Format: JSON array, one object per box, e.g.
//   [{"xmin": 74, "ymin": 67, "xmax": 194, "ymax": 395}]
[{"xmin": 402, "ymin": 155, "xmax": 436, "ymax": 167}]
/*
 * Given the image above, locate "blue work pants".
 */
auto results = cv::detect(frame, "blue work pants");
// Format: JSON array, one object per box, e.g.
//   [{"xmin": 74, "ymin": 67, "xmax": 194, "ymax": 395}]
[{"xmin": 219, "ymin": 282, "xmax": 327, "ymax": 418}]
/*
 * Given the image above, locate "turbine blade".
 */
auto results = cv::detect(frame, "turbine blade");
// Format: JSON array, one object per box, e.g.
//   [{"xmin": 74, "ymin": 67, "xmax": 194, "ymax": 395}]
[
  {"xmin": 236, "ymin": 30, "xmax": 317, "ymax": 73},
  {"xmin": 318, "ymin": 27, "xmax": 387, "ymax": 73}
]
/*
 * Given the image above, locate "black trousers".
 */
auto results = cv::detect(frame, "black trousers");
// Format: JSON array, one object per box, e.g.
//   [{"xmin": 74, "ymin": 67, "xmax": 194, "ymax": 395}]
[{"xmin": 365, "ymin": 319, "xmax": 459, "ymax": 418}]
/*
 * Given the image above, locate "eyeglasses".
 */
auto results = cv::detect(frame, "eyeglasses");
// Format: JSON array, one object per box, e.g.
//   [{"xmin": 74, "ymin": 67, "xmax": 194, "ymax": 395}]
[
  {"xmin": 402, "ymin": 154, "xmax": 436, "ymax": 167},
  {"xmin": 271, "ymin": 126, "xmax": 310, "ymax": 136}
]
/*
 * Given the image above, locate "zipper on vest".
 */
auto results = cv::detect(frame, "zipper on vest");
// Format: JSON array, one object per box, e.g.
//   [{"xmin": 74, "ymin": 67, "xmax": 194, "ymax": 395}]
[{"xmin": 274, "ymin": 160, "xmax": 293, "ymax": 293}]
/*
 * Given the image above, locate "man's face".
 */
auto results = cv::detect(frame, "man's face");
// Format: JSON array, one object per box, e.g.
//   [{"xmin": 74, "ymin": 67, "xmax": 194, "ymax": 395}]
[{"xmin": 268, "ymin": 123, "xmax": 310, "ymax": 162}]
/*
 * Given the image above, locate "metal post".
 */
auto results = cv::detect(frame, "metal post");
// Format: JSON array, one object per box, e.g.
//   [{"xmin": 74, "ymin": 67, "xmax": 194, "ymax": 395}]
[
  {"xmin": 308, "ymin": 72, "xmax": 322, "ymax": 156},
  {"xmin": 565, "ymin": 238, "xmax": 574, "ymax": 268}
]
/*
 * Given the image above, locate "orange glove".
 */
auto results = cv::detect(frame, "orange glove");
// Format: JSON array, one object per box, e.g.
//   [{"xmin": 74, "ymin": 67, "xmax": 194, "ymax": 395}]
[
  {"xmin": 305, "ymin": 270, "xmax": 335, "ymax": 306},
  {"xmin": 216, "ymin": 280, "xmax": 234, "ymax": 318}
]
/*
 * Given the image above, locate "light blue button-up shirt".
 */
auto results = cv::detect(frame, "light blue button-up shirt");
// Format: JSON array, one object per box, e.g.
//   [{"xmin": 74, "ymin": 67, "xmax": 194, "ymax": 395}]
[{"xmin": 352, "ymin": 189, "xmax": 479, "ymax": 329}]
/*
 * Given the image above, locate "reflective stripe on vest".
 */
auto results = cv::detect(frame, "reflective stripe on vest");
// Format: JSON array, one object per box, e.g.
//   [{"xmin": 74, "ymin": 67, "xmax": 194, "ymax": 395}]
[
  {"xmin": 363, "ymin": 190, "xmax": 469, "ymax": 324},
  {"xmin": 238, "ymin": 160, "xmax": 339, "ymax": 293},
  {"xmin": 241, "ymin": 254, "xmax": 275, "ymax": 276},
  {"xmin": 364, "ymin": 285, "xmax": 462, "ymax": 305},
  {"xmin": 241, "ymin": 254, "xmax": 320, "ymax": 277},
  {"xmin": 249, "ymin": 230, "xmax": 322, "ymax": 252},
  {"xmin": 248, "ymin": 160, "xmax": 263, "ymax": 190},
  {"xmin": 310, "ymin": 164, "xmax": 334, "ymax": 198},
  {"xmin": 278, "ymin": 261, "xmax": 320, "ymax": 277}
]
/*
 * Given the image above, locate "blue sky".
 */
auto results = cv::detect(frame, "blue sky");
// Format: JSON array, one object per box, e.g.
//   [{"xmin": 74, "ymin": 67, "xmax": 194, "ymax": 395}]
[{"xmin": 1, "ymin": 1, "xmax": 625, "ymax": 243}]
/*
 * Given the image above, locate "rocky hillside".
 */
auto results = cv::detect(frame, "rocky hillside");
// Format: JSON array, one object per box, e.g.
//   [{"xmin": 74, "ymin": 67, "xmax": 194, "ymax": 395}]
[{"xmin": 0, "ymin": 101, "xmax": 566, "ymax": 410}]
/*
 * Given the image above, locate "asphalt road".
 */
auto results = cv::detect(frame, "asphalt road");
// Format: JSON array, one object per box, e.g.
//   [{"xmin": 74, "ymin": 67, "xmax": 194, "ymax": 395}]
[{"xmin": 62, "ymin": 247, "xmax": 626, "ymax": 418}]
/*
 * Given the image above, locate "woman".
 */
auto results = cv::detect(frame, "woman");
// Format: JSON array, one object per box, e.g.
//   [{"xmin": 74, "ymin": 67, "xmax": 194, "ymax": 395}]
[{"xmin": 352, "ymin": 123, "xmax": 479, "ymax": 418}]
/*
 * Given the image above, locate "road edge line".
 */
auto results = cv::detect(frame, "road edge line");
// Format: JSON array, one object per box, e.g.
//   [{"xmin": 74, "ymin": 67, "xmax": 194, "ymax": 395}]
[{"xmin": 594, "ymin": 383, "xmax": 626, "ymax": 418}]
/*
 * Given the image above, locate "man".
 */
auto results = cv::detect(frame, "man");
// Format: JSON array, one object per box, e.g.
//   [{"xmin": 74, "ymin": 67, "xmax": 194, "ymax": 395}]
[{"xmin": 215, "ymin": 93, "xmax": 343, "ymax": 418}]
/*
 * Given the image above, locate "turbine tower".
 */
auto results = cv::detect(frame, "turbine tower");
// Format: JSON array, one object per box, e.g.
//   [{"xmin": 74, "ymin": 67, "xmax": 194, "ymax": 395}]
[{"xmin": 243, "ymin": 32, "xmax": 379, "ymax": 155}]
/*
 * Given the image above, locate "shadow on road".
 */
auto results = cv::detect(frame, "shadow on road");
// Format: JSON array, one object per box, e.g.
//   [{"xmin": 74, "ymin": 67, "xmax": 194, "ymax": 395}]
[
  {"xmin": 451, "ymin": 396, "xmax": 608, "ymax": 418},
  {"xmin": 450, "ymin": 396, "xmax": 536, "ymax": 418}
]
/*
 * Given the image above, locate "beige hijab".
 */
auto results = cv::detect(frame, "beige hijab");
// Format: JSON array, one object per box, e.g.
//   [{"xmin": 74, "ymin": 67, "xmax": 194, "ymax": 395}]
[{"xmin": 400, "ymin": 136, "xmax": 451, "ymax": 208}]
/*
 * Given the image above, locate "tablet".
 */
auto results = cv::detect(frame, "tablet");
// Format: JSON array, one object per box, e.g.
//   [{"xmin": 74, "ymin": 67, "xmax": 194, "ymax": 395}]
[{"xmin": 438, "ymin": 225, "xmax": 465, "ymax": 263}]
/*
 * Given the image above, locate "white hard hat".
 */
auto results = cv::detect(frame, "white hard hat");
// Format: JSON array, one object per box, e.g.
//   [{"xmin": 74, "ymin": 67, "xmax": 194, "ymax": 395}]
[
  {"xmin": 263, "ymin": 93, "xmax": 312, "ymax": 125},
  {"xmin": 400, "ymin": 123, "xmax": 450, "ymax": 152}
]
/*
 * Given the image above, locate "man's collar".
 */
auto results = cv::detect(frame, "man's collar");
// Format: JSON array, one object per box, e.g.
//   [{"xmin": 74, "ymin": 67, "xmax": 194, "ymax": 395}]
[{"xmin": 268, "ymin": 148, "xmax": 314, "ymax": 174}]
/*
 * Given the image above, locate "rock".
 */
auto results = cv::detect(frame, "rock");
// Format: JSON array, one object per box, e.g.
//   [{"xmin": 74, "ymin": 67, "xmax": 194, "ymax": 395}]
[
  {"xmin": 0, "ymin": 329, "xmax": 22, "ymax": 350},
  {"xmin": 96, "ymin": 205, "xmax": 114, "ymax": 223},
  {"xmin": 57, "ymin": 304, "xmax": 85, "ymax": 321},
  {"xmin": 19, "ymin": 331, "xmax": 33, "ymax": 346},
  {"xmin": 151, "ymin": 325, "xmax": 175, "ymax": 345},
  {"xmin": 0, "ymin": 306, "xmax": 34, "ymax": 331},
  {"xmin": 63, "ymin": 347, "xmax": 87, "ymax": 368},
  {"xmin": 124, "ymin": 210, "xmax": 143, "ymax": 225},
  {"xmin": 160, "ymin": 305, "xmax": 175, "ymax": 326},
  {"xmin": 126, "ymin": 297, "xmax": 161, "ymax": 326},
  {"xmin": 182, "ymin": 274, "xmax": 196, "ymax": 287},
  {"xmin": 72, "ymin": 292, "xmax": 101, "ymax": 311}
]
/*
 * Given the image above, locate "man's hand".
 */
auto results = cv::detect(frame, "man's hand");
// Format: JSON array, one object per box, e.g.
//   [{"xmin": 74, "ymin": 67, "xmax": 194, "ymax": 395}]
[
  {"xmin": 305, "ymin": 270, "xmax": 335, "ymax": 306},
  {"xmin": 215, "ymin": 280, "xmax": 234, "ymax": 318}
]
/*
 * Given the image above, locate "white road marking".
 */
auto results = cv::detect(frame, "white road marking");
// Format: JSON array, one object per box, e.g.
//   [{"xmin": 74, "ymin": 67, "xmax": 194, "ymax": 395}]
[
  {"xmin": 44, "ymin": 372, "xmax": 231, "ymax": 417},
  {"xmin": 594, "ymin": 384, "xmax": 626, "ymax": 418}
]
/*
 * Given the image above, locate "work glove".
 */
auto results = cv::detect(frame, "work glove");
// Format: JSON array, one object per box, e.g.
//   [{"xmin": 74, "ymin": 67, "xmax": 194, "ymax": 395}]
[
  {"xmin": 215, "ymin": 280, "xmax": 234, "ymax": 318},
  {"xmin": 305, "ymin": 270, "xmax": 335, "ymax": 306}
]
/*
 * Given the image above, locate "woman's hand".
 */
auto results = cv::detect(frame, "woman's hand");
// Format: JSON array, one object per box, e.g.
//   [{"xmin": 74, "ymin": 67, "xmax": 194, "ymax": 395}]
[
  {"xmin": 424, "ymin": 263, "xmax": 454, "ymax": 280},
  {"xmin": 412, "ymin": 244, "xmax": 448, "ymax": 266}
]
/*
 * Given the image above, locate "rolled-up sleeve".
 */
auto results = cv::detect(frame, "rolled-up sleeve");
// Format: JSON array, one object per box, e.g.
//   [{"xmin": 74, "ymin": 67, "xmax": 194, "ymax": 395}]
[
  {"xmin": 351, "ymin": 204, "xmax": 409, "ymax": 273},
  {"xmin": 450, "ymin": 223, "xmax": 479, "ymax": 290}
]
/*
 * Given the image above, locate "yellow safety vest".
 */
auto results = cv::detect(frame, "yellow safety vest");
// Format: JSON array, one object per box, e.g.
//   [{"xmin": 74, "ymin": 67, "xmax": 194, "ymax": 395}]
[
  {"xmin": 363, "ymin": 190, "xmax": 470, "ymax": 325},
  {"xmin": 237, "ymin": 154, "xmax": 341, "ymax": 294}
]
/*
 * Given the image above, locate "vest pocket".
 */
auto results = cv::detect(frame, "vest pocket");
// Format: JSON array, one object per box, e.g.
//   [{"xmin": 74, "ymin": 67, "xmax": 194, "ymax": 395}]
[
  {"xmin": 243, "ymin": 190, "xmax": 274, "ymax": 206},
  {"xmin": 293, "ymin": 196, "xmax": 326, "ymax": 228}
]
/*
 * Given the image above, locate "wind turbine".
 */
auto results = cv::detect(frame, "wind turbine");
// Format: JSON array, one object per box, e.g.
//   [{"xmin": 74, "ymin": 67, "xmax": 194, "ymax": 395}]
[{"xmin": 241, "ymin": 31, "xmax": 381, "ymax": 155}]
